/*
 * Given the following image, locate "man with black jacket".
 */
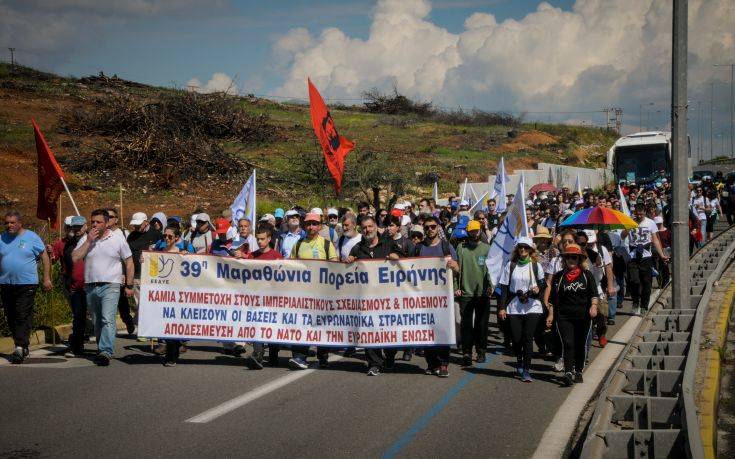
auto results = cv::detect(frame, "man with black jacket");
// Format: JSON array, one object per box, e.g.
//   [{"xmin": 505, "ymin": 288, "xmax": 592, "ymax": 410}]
[{"xmin": 347, "ymin": 215, "xmax": 400, "ymax": 376}]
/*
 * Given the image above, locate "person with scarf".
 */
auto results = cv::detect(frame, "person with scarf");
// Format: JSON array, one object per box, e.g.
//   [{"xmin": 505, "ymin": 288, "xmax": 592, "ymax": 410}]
[
  {"xmin": 547, "ymin": 244, "xmax": 599, "ymax": 386},
  {"xmin": 498, "ymin": 237, "xmax": 547, "ymax": 382}
]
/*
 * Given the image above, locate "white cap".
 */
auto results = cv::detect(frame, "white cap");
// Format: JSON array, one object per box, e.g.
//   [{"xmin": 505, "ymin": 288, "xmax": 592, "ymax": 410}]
[
  {"xmin": 654, "ymin": 216, "xmax": 664, "ymax": 224},
  {"xmin": 260, "ymin": 213, "xmax": 275, "ymax": 222},
  {"xmin": 64, "ymin": 216, "xmax": 74, "ymax": 226},
  {"xmin": 410, "ymin": 224, "xmax": 424, "ymax": 235},
  {"xmin": 327, "ymin": 208, "xmax": 339, "ymax": 216},
  {"xmin": 197, "ymin": 213, "xmax": 211, "ymax": 223},
  {"xmin": 310, "ymin": 207, "xmax": 324, "ymax": 215},
  {"xmin": 401, "ymin": 215, "xmax": 412, "ymax": 226},
  {"xmin": 583, "ymin": 229, "xmax": 597, "ymax": 244},
  {"xmin": 460, "ymin": 200, "xmax": 469, "ymax": 207},
  {"xmin": 285, "ymin": 210, "xmax": 299, "ymax": 218},
  {"xmin": 225, "ymin": 227, "xmax": 238, "ymax": 240},
  {"xmin": 130, "ymin": 212, "xmax": 147, "ymax": 226},
  {"xmin": 515, "ymin": 236, "xmax": 536, "ymax": 249},
  {"xmin": 394, "ymin": 203, "xmax": 406, "ymax": 210}
]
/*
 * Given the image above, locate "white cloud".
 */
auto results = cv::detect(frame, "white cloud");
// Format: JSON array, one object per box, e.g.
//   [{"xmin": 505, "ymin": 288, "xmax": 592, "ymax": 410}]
[
  {"xmin": 186, "ymin": 73, "xmax": 238, "ymax": 95},
  {"xmin": 272, "ymin": 0, "xmax": 735, "ymax": 131}
]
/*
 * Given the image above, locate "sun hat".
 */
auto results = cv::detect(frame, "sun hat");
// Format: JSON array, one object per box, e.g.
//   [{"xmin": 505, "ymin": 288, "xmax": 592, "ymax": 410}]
[
  {"xmin": 304, "ymin": 212, "xmax": 321, "ymax": 223},
  {"xmin": 562, "ymin": 243, "xmax": 587, "ymax": 259},
  {"xmin": 532, "ymin": 226, "xmax": 552, "ymax": 239},
  {"xmin": 467, "ymin": 220, "xmax": 481, "ymax": 232},
  {"xmin": 129, "ymin": 212, "xmax": 147, "ymax": 226},
  {"xmin": 515, "ymin": 236, "xmax": 535, "ymax": 250}
]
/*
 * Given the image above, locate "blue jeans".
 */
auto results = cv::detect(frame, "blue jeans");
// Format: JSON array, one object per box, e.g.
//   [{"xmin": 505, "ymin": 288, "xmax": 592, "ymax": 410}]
[{"xmin": 86, "ymin": 283, "xmax": 120, "ymax": 357}]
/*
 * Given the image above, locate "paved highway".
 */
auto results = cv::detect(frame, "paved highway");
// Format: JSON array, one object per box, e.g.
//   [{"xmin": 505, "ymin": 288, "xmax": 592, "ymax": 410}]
[{"xmin": 0, "ymin": 303, "xmax": 637, "ymax": 458}]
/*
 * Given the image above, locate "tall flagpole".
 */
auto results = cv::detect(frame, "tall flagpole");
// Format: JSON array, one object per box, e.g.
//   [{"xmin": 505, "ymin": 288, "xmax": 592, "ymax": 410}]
[
  {"xmin": 60, "ymin": 177, "xmax": 80, "ymax": 216},
  {"xmin": 119, "ymin": 184, "xmax": 124, "ymax": 228}
]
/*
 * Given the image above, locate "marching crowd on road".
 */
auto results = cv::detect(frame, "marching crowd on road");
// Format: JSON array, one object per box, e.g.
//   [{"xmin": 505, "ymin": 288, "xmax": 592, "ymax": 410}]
[{"xmin": 2, "ymin": 173, "xmax": 734, "ymax": 387}]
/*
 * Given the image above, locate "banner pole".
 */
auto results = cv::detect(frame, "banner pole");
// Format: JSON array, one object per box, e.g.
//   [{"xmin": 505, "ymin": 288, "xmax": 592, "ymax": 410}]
[
  {"xmin": 47, "ymin": 218, "xmax": 56, "ymax": 346},
  {"xmin": 60, "ymin": 177, "xmax": 80, "ymax": 216},
  {"xmin": 119, "ymin": 183, "xmax": 124, "ymax": 228}
]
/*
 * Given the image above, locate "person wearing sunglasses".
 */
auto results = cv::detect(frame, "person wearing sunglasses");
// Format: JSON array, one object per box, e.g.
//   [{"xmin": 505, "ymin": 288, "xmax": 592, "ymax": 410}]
[
  {"xmin": 288, "ymin": 212, "xmax": 338, "ymax": 370},
  {"xmin": 414, "ymin": 215, "xmax": 459, "ymax": 378},
  {"xmin": 547, "ymin": 244, "xmax": 598, "ymax": 386}
]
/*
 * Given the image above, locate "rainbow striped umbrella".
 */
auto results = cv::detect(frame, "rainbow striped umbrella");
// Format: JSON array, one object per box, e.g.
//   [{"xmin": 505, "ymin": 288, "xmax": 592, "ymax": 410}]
[{"xmin": 559, "ymin": 207, "xmax": 638, "ymax": 230}]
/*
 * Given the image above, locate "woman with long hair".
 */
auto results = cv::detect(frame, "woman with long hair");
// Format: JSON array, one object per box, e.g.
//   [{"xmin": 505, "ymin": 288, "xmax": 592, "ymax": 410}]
[
  {"xmin": 498, "ymin": 237, "xmax": 547, "ymax": 382},
  {"xmin": 547, "ymin": 243, "xmax": 599, "ymax": 386}
]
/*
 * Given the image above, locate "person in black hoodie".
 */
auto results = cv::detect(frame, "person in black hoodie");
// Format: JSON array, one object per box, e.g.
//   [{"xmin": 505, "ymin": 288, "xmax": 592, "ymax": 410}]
[
  {"xmin": 548, "ymin": 243, "xmax": 599, "ymax": 387},
  {"xmin": 346, "ymin": 215, "xmax": 400, "ymax": 376}
]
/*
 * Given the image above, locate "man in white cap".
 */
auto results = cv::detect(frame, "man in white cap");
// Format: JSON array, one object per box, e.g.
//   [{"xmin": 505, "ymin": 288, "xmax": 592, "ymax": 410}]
[
  {"xmin": 324, "ymin": 207, "xmax": 342, "ymax": 244},
  {"xmin": 459, "ymin": 200, "xmax": 470, "ymax": 212},
  {"xmin": 188, "ymin": 213, "xmax": 216, "ymax": 253},
  {"xmin": 278, "ymin": 210, "xmax": 305, "ymax": 258}
]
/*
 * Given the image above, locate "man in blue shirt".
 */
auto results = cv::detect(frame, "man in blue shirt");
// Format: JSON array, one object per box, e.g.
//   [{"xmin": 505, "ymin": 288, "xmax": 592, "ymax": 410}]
[{"xmin": 0, "ymin": 210, "xmax": 52, "ymax": 363}]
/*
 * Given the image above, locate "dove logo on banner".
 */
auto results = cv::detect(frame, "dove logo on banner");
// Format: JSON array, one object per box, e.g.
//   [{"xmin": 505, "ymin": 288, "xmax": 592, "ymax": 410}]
[
  {"xmin": 230, "ymin": 170, "xmax": 257, "ymax": 227},
  {"xmin": 149, "ymin": 255, "xmax": 175, "ymax": 281},
  {"xmin": 491, "ymin": 157, "xmax": 510, "ymax": 213},
  {"xmin": 485, "ymin": 178, "xmax": 529, "ymax": 286}
]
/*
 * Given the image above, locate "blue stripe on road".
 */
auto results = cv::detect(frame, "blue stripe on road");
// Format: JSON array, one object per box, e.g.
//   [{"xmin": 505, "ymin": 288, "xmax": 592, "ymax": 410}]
[{"xmin": 382, "ymin": 351, "xmax": 500, "ymax": 458}]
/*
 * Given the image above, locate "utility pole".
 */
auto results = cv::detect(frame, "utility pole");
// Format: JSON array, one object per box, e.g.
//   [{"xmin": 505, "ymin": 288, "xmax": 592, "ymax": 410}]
[
  {"xmin": 713, "ymin": 64, "xmax": 734, "ymax": 158},
  {"xmin": 671, "ymin": 0, "xmax": 688, "ymax": 311},
  {"xmin": 711, "ymin": 82, "xmax": 715, "ymax": 161},
  {"xmin": 7, "ymin": 48, "xmax": 15, "ymax": 67},
  {"xmin": 614, "ymin": 108, "xmax": 623, "ymax": 134},
  {"xmin": 697, "ymin": 101, "xmax": 702, "ymax": 162}
]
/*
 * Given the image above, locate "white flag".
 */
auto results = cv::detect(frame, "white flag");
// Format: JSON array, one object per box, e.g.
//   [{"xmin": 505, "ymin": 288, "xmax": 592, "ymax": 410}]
[
  {"xmin": 460, "ymin": 177, "xmax": 468, "ymax": 202},
  {"xmin": 618, "ymin": 185, "xmax": 631, "ymax": 217},
  {"xmin": 230, "ymin": 170, "xmax": 257, "ymax": 226},
  {"xmin": 491, "ymin": 157, "xmax": 510, "ymax": 213},
  {"xmin": 575, "ymin": 173, "xmax": 582, "ymax": 195},
  {"xmin": 485, "ymin": 178, "xmax": 529, "ymax": 286},
  {"xmin": 433, "ymin": 181, "xmax": 439, "ymax": 202}
]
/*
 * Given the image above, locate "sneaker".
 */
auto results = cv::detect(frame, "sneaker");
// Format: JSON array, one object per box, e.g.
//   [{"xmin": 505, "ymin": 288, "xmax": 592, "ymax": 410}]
[
  {"xmin": 575, "ymin": 372, "xmax": 584, "ymax": 383},
  {"xmin": 317, "ymin": 357, "xmax": 329, "ymax": 368},
  {"xmin": 126, "ymin": 322, "xmax": 136, "ymax": 336},
  {"xmin": 521, "ymin": 369, "xmax": 533, "ymax": 383},
  {"xmin": 635, "ymin": 307, "xmax": 642, "ymax": 316},
  {"xmin": 401, "ymin": 350, "xmax": 413, "ymax": 361},
  {"xmin": 288, "ymin": 357, "xmax": 308, "ymax": 370},
  {"xmin": 425, "ymin": 366, "xmax": 439, "ymax": 376},
  {"xmin": 94, "ymin": 353, "xmax": 111, "ymax": 366},
  {"xmin": 64, "ymin": 349, "xmax": 80, "ymax": 358},
  {"xmin": 554, "ymin": 358, "xmax": 564, "ymax": 373},
  {"xmin": 599, "ymin": 335, "xmax": 608, "ymax": 348},
  {"xmin": 516, "ymin": 361, "xmax": 524, "ymax": 376},
  {"xmin": 562, "ymin": 371, "xmax": 575, "ymax": 387},
  {"xmin": 384, "ymin": 355, "xmax": 395, "ymax": 370},
  {"xmin": 607, "ymin": 318, "xmax": 615, "ymax": 326},
  {"xmin": 438, "ymin": 365, "xmax": 449, "ymax": 378},
  {"xmin": 233, "ymin": 345, "xmax": 246, "ymax": 356},
  {"xmin": 367, "ymin": 366, "xmax": 380, "ymax": 376},
  {"xmin": 462, "ymin": 354, "xmax": 473, "ymax": 367},
  {"xmin": 476, "ymin": 352, "xmax": 486, "ymax": 363},
  {"xmin": 247, "ymin": 356, "xmax": 264, "ymax": 370},
  {"xmin": 163, "ymin": 360, "xmax": 176, "ymax": 367},
  {"xmin": 10, "ymin": 346, "xmax": 24, "ymax": 364}
]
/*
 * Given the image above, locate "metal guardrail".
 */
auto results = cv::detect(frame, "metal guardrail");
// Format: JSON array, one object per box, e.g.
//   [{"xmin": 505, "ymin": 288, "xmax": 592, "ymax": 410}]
[{"xmin": 580, "ymin": 223, "xmax": 735, "ymax": 458}]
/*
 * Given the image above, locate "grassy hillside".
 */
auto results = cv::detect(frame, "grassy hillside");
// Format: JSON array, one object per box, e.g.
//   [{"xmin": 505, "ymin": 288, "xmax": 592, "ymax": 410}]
[{"xmin": 0, "ymin": 63, "xmax": 618, "ymax": 225}]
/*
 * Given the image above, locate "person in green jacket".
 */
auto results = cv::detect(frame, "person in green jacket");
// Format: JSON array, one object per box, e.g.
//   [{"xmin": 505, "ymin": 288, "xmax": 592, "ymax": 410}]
[{"xmin": 455, "ymin": 220, "xmax": 492, "ymax": 366}]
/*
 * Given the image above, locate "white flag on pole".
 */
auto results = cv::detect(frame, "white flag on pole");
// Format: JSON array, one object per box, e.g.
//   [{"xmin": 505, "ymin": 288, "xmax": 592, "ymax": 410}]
[
  {"xmin": 575, "ymin": 173, "xmax": 582, "ymax": 195},
  {"xmin": 491, "ymin": 157, "xmax": 510, "ymax": 213},
  {"xmin": 230, "ymin": 170, "xmax": 257, "ymax": 226},
  {"xmin": 460, "ymin": 177, "xmax": 468, "ymax": 202},
  {"xmin": 485, "ymin": 178, "xmax": 529, "ymax": 286},
  {"xmin": 433, "ymin": 181, "xmax": 439, "ymax": 202},
  {"xmin": 618, "ymin": 185, "xmax": 631, "ymax": 217}
]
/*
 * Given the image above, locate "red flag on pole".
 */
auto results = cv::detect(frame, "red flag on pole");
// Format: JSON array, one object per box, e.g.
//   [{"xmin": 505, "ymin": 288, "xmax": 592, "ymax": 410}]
[
  {"xmin": 33, "ymin": 119, "xmax": 65, "ymax": 229},
  {"xmin": 308, "ymin": 79, "xmax": 354, "ymax": 194}
]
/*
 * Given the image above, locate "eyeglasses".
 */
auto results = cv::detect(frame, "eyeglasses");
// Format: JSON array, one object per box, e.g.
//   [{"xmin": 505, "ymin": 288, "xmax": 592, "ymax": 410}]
[
  {"xmin": 164, "ymin": 234, "xmax": 175, "ymax": 240},
  {"xmin": 305, "ymin": 222, "xmax": 320, "ymax": 227},
  {"xmin": 423, "ymin": 224, "xmax": 438, "ymax": 230},
  {"xmin": 196, "ymin": 220, "xmax": 208, "ymax": 224}
]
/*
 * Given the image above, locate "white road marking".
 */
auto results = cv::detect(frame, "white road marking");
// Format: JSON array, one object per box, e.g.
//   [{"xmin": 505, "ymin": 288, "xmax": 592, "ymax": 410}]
[
  {"xmin": 531, "ymin": 315, "xmax": 642, "ymax": 459},
  {"xmin": 186, "ymin": 355, "xmax": 344, "ymax": 424}
]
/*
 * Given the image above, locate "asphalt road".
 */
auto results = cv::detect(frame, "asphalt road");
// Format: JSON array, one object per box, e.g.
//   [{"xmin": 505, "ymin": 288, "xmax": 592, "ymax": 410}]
[{"xmin": 0, "ymin": 302, "xmax": 637, "ymax": 458}]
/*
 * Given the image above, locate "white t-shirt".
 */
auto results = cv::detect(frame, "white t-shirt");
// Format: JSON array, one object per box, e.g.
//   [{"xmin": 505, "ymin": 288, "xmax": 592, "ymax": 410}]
[
  {"xmin": 499, "ymin": 261, "xmax": 546, "ymax": 315},
  {"xmin": 76, "ymin": 231, "xmax": 133, "ymax": 284},
  {"xmin": 338, "ymin": 234, "xmax": 362, "ymax": 261},
  {"xmin": 691, "ymin": 196, "xmax": 708, "ymax": 220},
  {"xmin": 710, "ymin": 198, "xmax": 720, "ymax": 215},
  {"xmin": 628, "ymin": 217, "xmax": 658, "ymax": 259},
  {"xmin": 587, "ymin": 245, "xmax": 612, "ymax": 294},
  {"xmin": 545, "ymin": 255, "xmax": 563, "ymax": 276}
]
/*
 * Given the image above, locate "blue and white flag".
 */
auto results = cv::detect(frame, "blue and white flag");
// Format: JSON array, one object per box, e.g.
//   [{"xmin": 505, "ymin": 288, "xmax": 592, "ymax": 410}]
[
  {"xmin": 230, "ymin": 170, "xmax": 257, "ymax": 226},
  {"xmin": 486, "ymin": 177, "xmax": 529, "ymax": 286},
  {"xmin": 491, "ymin": 157, "xmax": 510, "ymax": 213}
]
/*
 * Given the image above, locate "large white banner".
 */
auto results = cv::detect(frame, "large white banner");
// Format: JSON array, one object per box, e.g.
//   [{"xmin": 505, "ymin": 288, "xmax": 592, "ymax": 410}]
[{"xmin": 138, "ymin": 252, "xmax": 455, "ymax": 348}]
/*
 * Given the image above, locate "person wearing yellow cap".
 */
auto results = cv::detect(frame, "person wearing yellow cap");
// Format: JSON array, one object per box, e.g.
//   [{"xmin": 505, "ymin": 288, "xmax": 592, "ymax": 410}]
[{"xmin": 455, "ymin": 220, "xmax": 492, "ymax": 366}]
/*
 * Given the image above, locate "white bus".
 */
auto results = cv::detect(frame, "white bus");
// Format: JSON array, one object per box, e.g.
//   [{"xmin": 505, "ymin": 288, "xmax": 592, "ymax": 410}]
[{"xmin": 606, "ymin": 131, "xmax": 671, "ymax": 184}]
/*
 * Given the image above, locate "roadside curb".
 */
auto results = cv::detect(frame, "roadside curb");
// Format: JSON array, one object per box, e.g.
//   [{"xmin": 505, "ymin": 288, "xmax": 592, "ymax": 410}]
[
  {"xmin": 0, "ymin": 317, "xmax": 128, "ymax": 354},
  {"xmin": 699, "ymin": 277, "xmax": 735, "ymax": 456}
]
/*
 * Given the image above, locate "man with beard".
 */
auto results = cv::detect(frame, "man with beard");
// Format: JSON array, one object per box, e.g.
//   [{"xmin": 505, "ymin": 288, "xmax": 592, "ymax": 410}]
[{"xmin": 346, "ymin": 216, "xmax": 400, "ymax": 376}]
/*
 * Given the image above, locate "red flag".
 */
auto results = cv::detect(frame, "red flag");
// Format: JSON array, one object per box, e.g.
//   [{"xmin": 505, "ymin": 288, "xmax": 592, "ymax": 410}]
[
  {"xmin": 308, "ymin": 79, "xmax": 354, "ymax": 194},
  {"xmin": 33, "ymin": 119, "xmax": 66, "ymax": 229}
]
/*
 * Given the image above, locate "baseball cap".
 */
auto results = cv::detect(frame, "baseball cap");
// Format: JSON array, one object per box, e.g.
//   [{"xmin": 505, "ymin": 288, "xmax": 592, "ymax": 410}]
[
  {"xmin": 197, "ymin": 213, "xmax": 211, "ymax": 223},
  {"xmin": 394, "ymin": 203, "xmax": 406, "ymax": 210},
  {"xmin": 515, "ymin": 236, "xmax": 535, "ymax": 249},
  {"xmin": 130, "ymin": 212, "xmax": 147, "ymax": 226},
  {"xmin": 460, "ymin": 199, "xmax": 469, "ymax": 207},
  {"xmin": 410, "ymin": 225, "xmax": 424, "ymax": 235},
  {"xmin": 327, "ymin": 208, "xmax": 339, "ymax": 217},
  {"xmin": 285, "ymin": 210, "xmax": 299, "ymax": 218},
  {"xmin": 274, "ymin": 208, "xmax": 285, "ymax": 219},
  {"xmin": 310, "ymin": 207, "xmax": 324, "ymax": 216},
  {"xmin": 70, "ymin": 216, "xmax": 86, "ymax": 226},
  {"xmin": 215, "ymin": 219, "xmax": 231, "ymax": 235},
  {"xmin": 467, "ymin": 220, "xmax": 481, "ymax": 232},
  {"xmin": 304, "ymin": 212, "xmax": 321, "ymax": 223},
  {"xmin": 453, "ymin": 228, "xmax": 468, "ymax": 239},
  {"xmin": 390, "ymin": 208, "xmax": 403, "ymax": 218},
  {"xmin": 64, "ymin": 216, "xmax": 74, "ymax": 226},
  {"xmin": 260, "ymin": 213, "xmax": 275, "ymax": 222}
]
